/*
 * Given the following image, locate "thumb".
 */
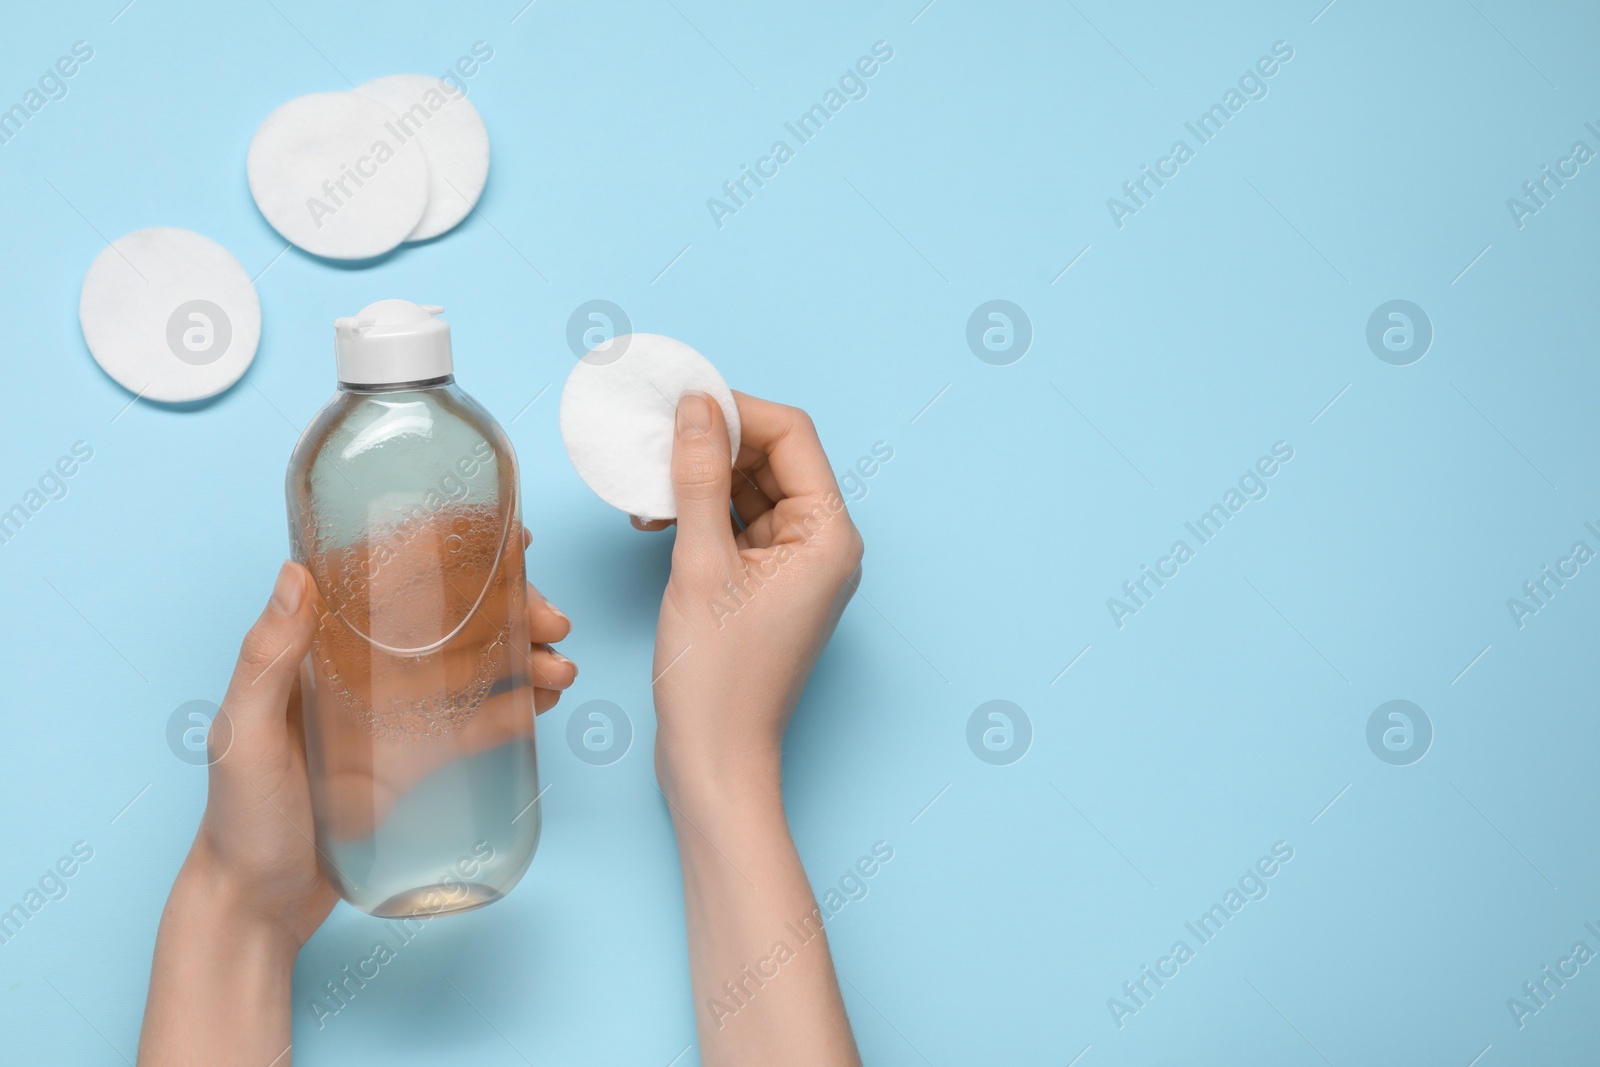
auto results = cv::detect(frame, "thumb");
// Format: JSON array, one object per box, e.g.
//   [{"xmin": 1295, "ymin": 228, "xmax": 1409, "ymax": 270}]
[
  {"xmin": 221, "ymin": 561, "xmax": 317, "ymax": 733},
  {"xmin": 670, "ymin": 392, "xmax": 737, "ymax": 566}
]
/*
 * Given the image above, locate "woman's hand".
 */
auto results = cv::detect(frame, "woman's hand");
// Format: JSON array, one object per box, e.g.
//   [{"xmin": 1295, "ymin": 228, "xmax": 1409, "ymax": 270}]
[
  {"xmin": 636, "ymin": 391, "xmax": 864, "ymax": 1067},
  {"xmin": 140, "ymin": 553, "xmax": 573, "ymax": 1065},
  {"xmin": 186, "ymin": 562, "xmax": 333, "ymax": 949},
  {"xmin": 643, "ymin": 391, "xmax": 863, "ymax": 815},
  {"xmin": 194, "ymin": 553, "xmax": 576, "ymax": 942}
]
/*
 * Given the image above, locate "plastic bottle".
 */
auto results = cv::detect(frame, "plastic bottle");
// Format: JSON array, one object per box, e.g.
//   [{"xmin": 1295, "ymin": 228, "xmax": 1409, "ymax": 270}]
[{"xmin": 285, "ymin": 299, "xmax": 539, "ymax": 918}]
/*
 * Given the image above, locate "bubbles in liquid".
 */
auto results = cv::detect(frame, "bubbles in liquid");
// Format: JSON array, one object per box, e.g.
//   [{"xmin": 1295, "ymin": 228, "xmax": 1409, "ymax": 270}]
[{"xmin": 307, "ymin": 503, "xmax": 515, "ymax": 745}]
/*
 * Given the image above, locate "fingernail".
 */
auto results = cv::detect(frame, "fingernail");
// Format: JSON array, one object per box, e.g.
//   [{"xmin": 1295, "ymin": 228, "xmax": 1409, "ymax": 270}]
[
  {"xmin": 676, "ymin": 392, "xmax": 712, "ymax": 438},
  {"xmin": 548, "ymin": 602, "xmax": 568, "ymax": 622},
  {"xmin": 269, "ymin": 562, "xmax": 302, "ymax": 616}
]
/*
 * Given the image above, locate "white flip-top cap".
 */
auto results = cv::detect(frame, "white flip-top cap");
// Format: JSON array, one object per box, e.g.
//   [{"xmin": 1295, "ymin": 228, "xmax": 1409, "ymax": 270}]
[{"xmin": 334, "ymin": 299, "xmax": 453, "ymax": 386}]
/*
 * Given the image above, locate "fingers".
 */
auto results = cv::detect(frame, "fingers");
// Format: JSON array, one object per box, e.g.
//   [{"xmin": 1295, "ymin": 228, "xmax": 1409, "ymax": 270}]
[
  {"xmin": 670, "ymin": 392, "xmax": 737, "ymax": 567},
  {"xmin": 220, "ymin": 562, "xmax": 317, "ymax": 738},
  {"xmin": 732, "ymin": 392, "xmax": 841, "ymax": 503},
  {"xmin": 525, "ymin": 583, "xmax": 571, "ymax": 643},
  {"xmin": 523, "ymin": 585, "xmax": 573, "ymax": 715},
  {"xmin": 730, "ymin": 475, "xmax": 775, "ymax": 529},
  {"xmin": 630, "ymin": 515, "xmax": 674, "ymax": 532},
  {"xmin": 529, "ymin": 643, "xmax": 577, "ymax": 691}
]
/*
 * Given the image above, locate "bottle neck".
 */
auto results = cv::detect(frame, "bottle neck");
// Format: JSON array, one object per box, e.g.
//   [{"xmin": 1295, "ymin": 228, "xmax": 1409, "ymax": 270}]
[{"xmin": 337, "ymin": 374, "xmax": 455, "ymax": 394}]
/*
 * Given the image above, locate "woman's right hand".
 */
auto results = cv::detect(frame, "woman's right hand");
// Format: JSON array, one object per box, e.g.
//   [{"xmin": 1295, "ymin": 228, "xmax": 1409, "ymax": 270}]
[
  {"xmin": 636, "ymin": 390, "xmax": 866, "ymax": 1066},
  {"xmin": 637, "ymin": 391, "xmax": 863, "ymax": 814}
]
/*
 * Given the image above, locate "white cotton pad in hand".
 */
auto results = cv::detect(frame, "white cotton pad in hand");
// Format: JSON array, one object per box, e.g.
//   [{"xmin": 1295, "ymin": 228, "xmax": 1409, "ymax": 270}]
[
  {"xmin": 355, "ymin": 75, "xmax": 489, "ymax": 242},
  {"xmin": 247, "ymin": 91, "xmax": 430, "ymax": 259},
  {"xmin": 78, "ymin": 227, "xmax": 261, "ymax": 403},
  {"xmin": 559, "ymin": 333, "xmax": 741, "ymax": 521}
]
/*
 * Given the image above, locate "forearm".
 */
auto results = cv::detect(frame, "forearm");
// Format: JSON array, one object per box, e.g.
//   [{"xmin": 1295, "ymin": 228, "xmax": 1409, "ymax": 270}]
[
  {"xmin": 666, "ymin": 764, "xmax": 861, "ymax": 1067},
  {"xmin": 139, "ymin": 849, "xmax": 298, "ymax": 1066}
]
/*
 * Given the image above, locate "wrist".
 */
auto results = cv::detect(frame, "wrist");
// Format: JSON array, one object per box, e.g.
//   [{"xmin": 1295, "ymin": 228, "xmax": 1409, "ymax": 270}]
[
  {"xmin": 655, "ymin": 744, "xmax": 784, "ymax": 827},
  {"xmin": 140, "ymin": 843, "xmax": 299, "ymax": 1065},
  {"xmin": 173, "ymin": 843, "xmax": 302, "ymax": 967}
]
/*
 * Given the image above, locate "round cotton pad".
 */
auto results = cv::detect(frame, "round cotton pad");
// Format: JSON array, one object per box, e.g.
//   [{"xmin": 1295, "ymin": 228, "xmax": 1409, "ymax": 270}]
[
  {"xmin": 78, "ymin": 227, "xmax": 261, "ymax": 403},
  {"xmin": 247, "ymin": 91, "xmax": 430, "ymax": 259},
  {"xmin": 355, "ymin": 75, "xmax": 490, "ymax": 242},
  {"xmin": 559, "ymin": 334, "xmax": 741, "ymax": 521}
]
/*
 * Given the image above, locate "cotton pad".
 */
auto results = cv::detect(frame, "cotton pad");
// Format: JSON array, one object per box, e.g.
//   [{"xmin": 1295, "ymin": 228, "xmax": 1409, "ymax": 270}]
[
  {"xmin": 355, "ymin": 75, "xmax": 489, "ymax": 242},
  {"xmin": 559, "ymin": 334, "xmax": 741, "ymax": 521},
  {"xmin": 78, "ymin": 227, "xmax": 261, "ymax": 403},
  {"xmin": 247, "ymin": 91, "xmax": 430, "ymax": 259}
]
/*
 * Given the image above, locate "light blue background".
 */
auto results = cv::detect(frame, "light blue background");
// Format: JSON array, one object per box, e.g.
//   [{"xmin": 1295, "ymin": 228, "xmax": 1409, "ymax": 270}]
[{"xmin": 2, "ymin": 1, "xmax": 1598, "ymax": 1063}]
